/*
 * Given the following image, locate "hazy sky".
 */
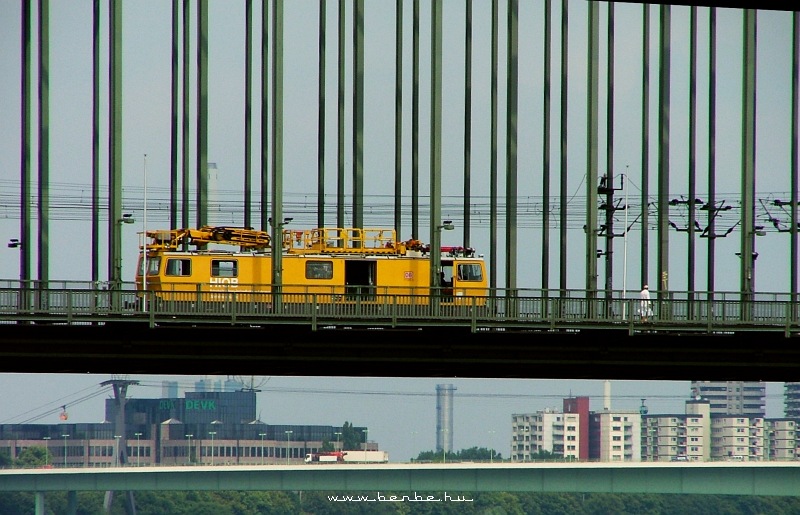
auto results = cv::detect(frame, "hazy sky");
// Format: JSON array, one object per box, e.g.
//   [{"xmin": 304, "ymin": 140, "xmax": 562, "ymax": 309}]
[
  {"xmin": 1, "ymin": 2, "xmax": 797, "ymax": 291},
  {"xmin": 0, "ymin": 2, "xmax": 796, "ymax": 462}
]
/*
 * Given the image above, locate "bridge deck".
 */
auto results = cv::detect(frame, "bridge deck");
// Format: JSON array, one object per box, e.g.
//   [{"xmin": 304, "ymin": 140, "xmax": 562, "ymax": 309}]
[
  {"xmin": 2, "ymin": 462, "xmax": 800, "ymax": 496},
  {"xmin": 0, "ymin": 286, "xmax": 797, "ymax": 379}
]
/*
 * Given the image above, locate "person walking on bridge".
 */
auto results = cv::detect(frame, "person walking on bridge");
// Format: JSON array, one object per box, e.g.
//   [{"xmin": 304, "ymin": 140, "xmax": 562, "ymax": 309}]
[{"xmin": 640, "ymin": 285, "xmax": 652, "ymax": 323}]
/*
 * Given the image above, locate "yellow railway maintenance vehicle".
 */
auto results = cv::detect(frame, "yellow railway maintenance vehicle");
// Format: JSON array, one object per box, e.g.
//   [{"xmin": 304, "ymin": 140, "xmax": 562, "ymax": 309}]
[{"xmin": 135, "ymin": 226, "xmax": 488, "ymax": 307}]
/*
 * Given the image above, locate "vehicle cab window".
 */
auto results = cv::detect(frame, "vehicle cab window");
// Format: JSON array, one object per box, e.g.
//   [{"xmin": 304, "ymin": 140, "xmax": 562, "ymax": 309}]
[
  {"xmin": 165, "ymin": 258, "xmax": 191, "ymax": 277},
  {"xmin": 211, "ymin": 260, "xmax": 238, "ymax": 277},
  {"xmin": 140, "ymin": 256, "xmax": 162, "ymax": 276},
  {"xmin": 306, "ymin": 261, "xmax": 333, "ymax": 280},
  {"xmin": 457, "ymin": 263, "xmax": 483, "ymax": 282}
]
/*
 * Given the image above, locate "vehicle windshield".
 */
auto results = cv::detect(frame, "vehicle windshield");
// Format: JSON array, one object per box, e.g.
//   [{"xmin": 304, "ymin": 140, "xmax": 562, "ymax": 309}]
[
  {"xmin": 457, "ymin": 263, "xmax": 483, "ymax": 282},
  {"xmin": 139, "ymin": 256, "xmax": 161, "ymax": 276}
]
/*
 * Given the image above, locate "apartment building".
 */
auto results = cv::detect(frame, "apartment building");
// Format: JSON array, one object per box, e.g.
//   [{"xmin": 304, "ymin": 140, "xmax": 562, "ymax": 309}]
[
  {"xmin": 641, "ymin": 398, "xmax": 710, "ymax": 462},
  {"xmin": 767, "ymin": 419, "xmax": 797, "ymax": 461},
  {"xmin": 511, "ymin": 410, "xmax": 582, "ymax": 461},
  {"xmin": 511, "ymin": 396, "xmax": 589, "ymax": 462},
  {"xmin": 711, "ymin": 415, "xmax": 765, "ymax": 460},
  {"xmin": 690, "ymin": 381, "xmax": 766, "ymax": 417},
  {"xmin": 512, "ymin": 392, "xmax": 800, "ymax": 463},
  {"xmin": 590, "ymin": 410, "xmax": 642, "ymax": 462}
]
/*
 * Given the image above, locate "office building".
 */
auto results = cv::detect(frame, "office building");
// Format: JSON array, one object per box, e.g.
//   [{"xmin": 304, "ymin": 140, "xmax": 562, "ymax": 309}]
[{"xmin": 0, "ymin": 388, "xmax": 372, "ymax": 467}]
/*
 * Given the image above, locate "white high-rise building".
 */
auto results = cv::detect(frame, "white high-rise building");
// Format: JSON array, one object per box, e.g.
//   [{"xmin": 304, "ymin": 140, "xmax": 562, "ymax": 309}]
[
  {"xmin": 161, "ymin": 380, "xmax": 179, "ymax": 398},
  {"xmin": 511, "ymin": 409, "xmax": 581, "ymax": 461},
  {"xmin": 685, "ymin": 398, "xmax": 712, "ymax": 460},
  {"xmin": 509, "ymin": 391, "xmax": 798, "ymax": 463},
  {"xmin": 511, "ymin": 413, "xmax": 534, "ymax": 460},
  {"xmin": 711, "ymin": 416, "xmax": 765, "ymax": 460},
  {"xmin": 641, "ymin": 398, "xmax": 710, "ymax": 462},
  {"xmin": 767, "ymin": 419, "xmax": 798, "ymax": 461},
  {"xmin": 590, "ymin": 410, "xmax": 642, "ymax": 462}
]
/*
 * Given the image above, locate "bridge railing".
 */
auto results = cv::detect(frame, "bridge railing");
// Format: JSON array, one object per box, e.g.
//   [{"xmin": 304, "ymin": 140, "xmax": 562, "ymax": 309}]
[{"xmin": 0, "ymin": 281, "xmax": 797, "ymax": 335}]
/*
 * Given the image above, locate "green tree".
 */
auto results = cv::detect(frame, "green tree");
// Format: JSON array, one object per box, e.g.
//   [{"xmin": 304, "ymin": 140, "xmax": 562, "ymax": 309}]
[
  {"xmin": 520, "ymin": 492, "xmax": 585, "ymax": 514},
  {"xmin": 414, "ymin": 447, "xmax": 502, "ymax": 462},
  {"xmin": 414, "ymin": 449, "xmax": 458, "ymax": 462},
  {"xmin": 456, "ymin": 446, "xmax": 502, "ymax": 461},
  {"xmin": 529, "ymin": 449, "xmax": 561, "ymax": 461},
  {"xmin": 2, "ymin": 490, "xmax": 799, "ymax": 515},
  {"xmin": 474, "ymin": 492, "xmax": 526, "ymax": 514},
  {"xmin": 14, "ymin": 446, "xmax": 50, "ymax": 469},
  {"xmin": 0, "ymin": 493, "xmax": 33, "ymax": 515},
  {"xmin": 0, "ymin": 448, "xmax": 11, "ymax": 468},
  {"xmin": 340, "ymin": 421, "xmax": 363, "ymax": 450}
]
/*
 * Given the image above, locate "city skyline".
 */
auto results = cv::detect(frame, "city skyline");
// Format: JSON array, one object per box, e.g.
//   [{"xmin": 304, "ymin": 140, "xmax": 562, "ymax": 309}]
[{"xmin": 0, "ymin": 374, "xmax": 787, "ymax": 462}]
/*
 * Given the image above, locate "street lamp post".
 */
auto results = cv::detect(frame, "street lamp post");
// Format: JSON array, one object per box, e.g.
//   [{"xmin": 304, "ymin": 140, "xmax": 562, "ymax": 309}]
[
  {"xmin": 7, "ymin": 237, "xmax": 34, "ymax": 312},
  {"xmin": 433, "ymin": 220, "xmax": 455, "ymax": 289},
  {"xmin": 134, "ymin": 432, "xmax": 142, "ymax": 466},
  {"xmin": 185, "ymin": 434, "xmax": 193, "ymax": 465},
  {"xmin": 142, "ymin": 153, "xmax": 147, "ymax": 313},
  {"xmin": 113, "ymin": 435, "xmax": 121, "ymax": 467},
  {"xmin": 116, "ymin": 213, "xmax": 135, "ymax": 284},
  {"xmin": 259, "ymin": 432, "xmax": 266, "ymax": 465},
  {"xmin": 61, "ymin": 434, "xmax": 69, "ymax": 468},
  {"xmin": 43, "ymin": 436, "xmax": 51, "ymax": 467},
  {"xmin": 334, "ymin": 431, "xmax": 342, "ymax": 450},
  {"xmin": 488, "ymin": 430, "xmax": 496, "ymax": 463},
  {"xmin": 362, "ymin": 429, "xmax": 369, "ymax": 463},
  {"xmin": 7, "ymin": 238, "xmax": 25, "ymax": 307},
  {"xmin": 285, "ymin": 430, "xmax": 293, "ymax": 465},
  {"xmin": 209, "ymin": 431, "xmax": 217, "ymax": 466}
]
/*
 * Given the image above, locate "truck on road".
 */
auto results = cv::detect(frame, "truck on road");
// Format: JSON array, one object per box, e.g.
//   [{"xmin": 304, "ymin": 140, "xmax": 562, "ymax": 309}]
[
  {"xmin": 304, "ymin": 450, "xmax": 389, "ymax": 463},
  {"xmin": 304, "ymin": 451, "xmax": 346, "ymax": 463},
  {"xmin": 341, "ymin": 450, "xmax": 389, "ymax": 463}
]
